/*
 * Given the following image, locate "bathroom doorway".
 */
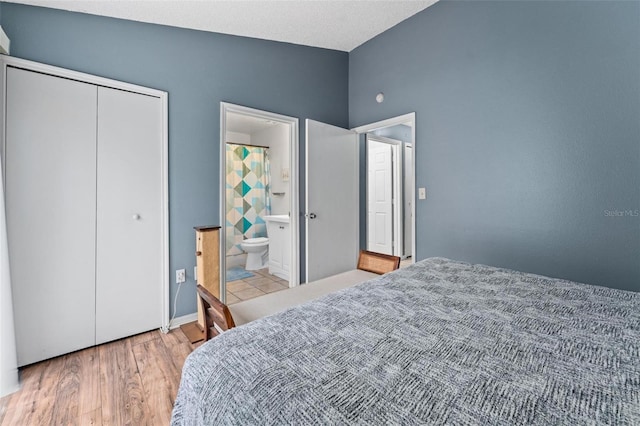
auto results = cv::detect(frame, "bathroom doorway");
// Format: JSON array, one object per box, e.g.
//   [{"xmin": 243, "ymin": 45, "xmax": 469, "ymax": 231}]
[{"xmin": 220, "ymin": 103, "xmax": 299, "ymax": 305}]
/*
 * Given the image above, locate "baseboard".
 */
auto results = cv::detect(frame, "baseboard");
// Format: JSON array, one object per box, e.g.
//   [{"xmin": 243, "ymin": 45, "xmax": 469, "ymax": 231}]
[{"xmin": 168, "ymin": 312, "xmax": 198, "ymax": 330}]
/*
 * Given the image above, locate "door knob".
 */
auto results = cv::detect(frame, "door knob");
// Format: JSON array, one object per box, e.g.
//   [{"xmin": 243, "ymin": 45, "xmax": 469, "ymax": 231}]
[
  {"xmin": 307, "ymin": 213, "xmax": 317, "ymax": 219},
  {"xmin": 132, "ymin": 214, "xmax": 141, "ymax": 220}
]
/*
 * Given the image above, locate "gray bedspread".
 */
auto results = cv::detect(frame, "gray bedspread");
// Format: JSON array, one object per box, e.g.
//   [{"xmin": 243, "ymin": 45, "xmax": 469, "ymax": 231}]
[{"xmin": 172, "ymin": 258, "xmax": 640, "ymax": 425}]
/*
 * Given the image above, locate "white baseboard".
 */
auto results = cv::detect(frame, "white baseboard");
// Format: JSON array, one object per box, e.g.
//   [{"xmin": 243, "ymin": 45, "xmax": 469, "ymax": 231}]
[{"xmin": 167, "ymin": 312, "xmax": 198, "ymax": 330}]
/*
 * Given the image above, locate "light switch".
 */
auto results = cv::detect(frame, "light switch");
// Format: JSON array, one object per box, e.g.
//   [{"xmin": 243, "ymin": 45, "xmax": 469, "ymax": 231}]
[{"xmin": 418, "ymin": 187, "xmax": 426, "ymax": 200}]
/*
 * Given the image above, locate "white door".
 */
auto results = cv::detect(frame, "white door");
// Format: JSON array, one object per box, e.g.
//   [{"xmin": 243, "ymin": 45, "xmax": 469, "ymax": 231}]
[
  {"xmin": 5, "ymin": 68, "xmax": 98, "ymax": 366},
  {"xmin": 305, "ymin": 120, "xmax": 358, "ymax": 283},
  {"xmin": 95, "ymin": 87, "xmax": 164, "ymax": 344},
  {"xmin": 367, "ymin": 139, "xmax": 393, "ymax": 255},
  {"xmin": 404, "ymin": 145, "xmax": 413, "ymax": 257}
]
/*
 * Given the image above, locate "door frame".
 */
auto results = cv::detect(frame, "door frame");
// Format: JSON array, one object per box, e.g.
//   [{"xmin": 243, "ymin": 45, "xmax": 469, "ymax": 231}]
[
  {"xmin": 353, "ymin": 112, "xmax": 416, "ymax": 264},
  {"xmin": 366, "ymin": 134, "xmax": 403, "ymax": 257},
  {"xmin": 220, "ymin": 102, "xmax": 300, "ymax": 299},
  {"xmin": 403, "ymin": 144, "xmax": 413, "ymax": 257}
]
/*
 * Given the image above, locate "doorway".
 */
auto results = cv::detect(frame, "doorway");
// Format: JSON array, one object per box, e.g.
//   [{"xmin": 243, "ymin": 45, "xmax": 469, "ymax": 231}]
[
  {"xmin": 354, "ymin": 113, "xmax": 416, "ymax": 265},
  {"xmin": 220, "ymin": 103, "xmax": 299, "ymax": 304}
]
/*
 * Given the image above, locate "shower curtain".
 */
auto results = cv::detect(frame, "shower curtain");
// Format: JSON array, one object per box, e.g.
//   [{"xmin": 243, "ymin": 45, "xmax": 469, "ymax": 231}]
[{"xmin": 225, "ymin": 143, "xmax": 271, "ymax": 256}]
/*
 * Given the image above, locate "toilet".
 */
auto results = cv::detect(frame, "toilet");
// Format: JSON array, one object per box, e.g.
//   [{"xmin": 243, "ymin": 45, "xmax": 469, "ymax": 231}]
[{"xmin": 240, "ymin": 237, "xmax": 269, "ymax": 270}]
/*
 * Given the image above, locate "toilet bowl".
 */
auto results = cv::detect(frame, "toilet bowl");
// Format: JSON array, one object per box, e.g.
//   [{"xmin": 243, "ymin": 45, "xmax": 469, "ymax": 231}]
[{"xmin": 240, "ymin": 237, "xmax": 269, "ymax": 270}]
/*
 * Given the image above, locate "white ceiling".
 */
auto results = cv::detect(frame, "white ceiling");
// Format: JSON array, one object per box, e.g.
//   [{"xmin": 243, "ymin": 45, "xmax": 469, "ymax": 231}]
[
  {"xmin": 2, "ymin": 0, "xmax": 439, "ymax": 52},
  {"xmin": 227, "ymin": 111, "xmax": 283, "ymax": 135}
]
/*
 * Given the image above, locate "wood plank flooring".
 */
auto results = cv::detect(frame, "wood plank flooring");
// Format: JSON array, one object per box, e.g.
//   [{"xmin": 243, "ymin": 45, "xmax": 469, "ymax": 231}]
[{"xmin": 0, "ymin": 328, "xmax": 197, "ymax": 426}]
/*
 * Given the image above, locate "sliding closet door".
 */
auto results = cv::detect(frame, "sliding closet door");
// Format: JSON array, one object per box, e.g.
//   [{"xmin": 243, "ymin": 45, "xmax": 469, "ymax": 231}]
[
  {"xmin": 5, "ymin": 67, "xmax": 97, "ymax": 366},
  {"xmin": 95, "ymin": 87, "xmax": 163, "ymax": 344}
]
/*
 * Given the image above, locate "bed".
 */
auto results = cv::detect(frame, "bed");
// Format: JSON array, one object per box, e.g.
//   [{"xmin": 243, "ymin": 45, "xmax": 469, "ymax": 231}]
[{"xmin": 172, "ymin": 257, "xmax": 640, "ymax": 424}]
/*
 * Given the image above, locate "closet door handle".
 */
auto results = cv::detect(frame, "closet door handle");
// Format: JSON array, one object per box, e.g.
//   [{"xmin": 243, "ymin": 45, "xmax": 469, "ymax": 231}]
[
  {"xmin": 307, "ymin": 213, "xmax": 317, "ymax": 219},
  {"xmin": 195, "ymin": 251, "xmax": 202, "ymax": 256},
  {"xmin": 132, "ymin": 214, "xmax": 141, "ymax": 220}
]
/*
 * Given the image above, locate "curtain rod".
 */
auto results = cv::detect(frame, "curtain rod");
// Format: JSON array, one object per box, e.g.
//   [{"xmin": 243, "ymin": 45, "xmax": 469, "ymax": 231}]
[{"xmin": 226, "ymin": 141, "xmax": 269, "ymax": 149}]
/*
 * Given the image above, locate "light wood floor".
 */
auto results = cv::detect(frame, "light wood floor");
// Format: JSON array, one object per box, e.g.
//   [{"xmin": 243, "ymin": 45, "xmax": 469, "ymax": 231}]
[{"xmin": 0, "ymin": 328, "xmax": 197, "ymax": 426}]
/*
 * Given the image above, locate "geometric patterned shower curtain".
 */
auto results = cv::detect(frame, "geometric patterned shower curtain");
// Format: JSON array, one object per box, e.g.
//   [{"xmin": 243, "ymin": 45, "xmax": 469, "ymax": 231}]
[{"xmin": 225, "ymin": 143, "xmax": 271, "ymax": 256}]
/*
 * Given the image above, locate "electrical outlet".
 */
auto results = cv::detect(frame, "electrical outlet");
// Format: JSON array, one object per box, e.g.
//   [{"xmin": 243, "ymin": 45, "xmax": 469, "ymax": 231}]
[
  {"xmin": 193, "ymin": 266, "xmax": 197, "ymax": 280},
  {"xmin": 176, "ymin": 269, "xmax": 186, "ymax": 284},
  {"xmin": 418, "ymin": 187, "xmax": 426, "ymax": 200}
]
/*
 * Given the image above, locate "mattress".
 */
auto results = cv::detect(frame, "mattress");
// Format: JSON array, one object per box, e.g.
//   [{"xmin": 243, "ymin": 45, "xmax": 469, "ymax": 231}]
[{"xmin": 172, "ymin": 257, "xmax": 640, "ymax": 425}]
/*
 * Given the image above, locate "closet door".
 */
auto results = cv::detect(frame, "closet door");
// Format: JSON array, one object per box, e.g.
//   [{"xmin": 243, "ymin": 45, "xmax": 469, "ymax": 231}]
[
  {"xmin": 5, "ymin": 67, "xmax": 97, "ymax": 366},
  {"xmin": 95, "ymin": 87, "xmax": 163, "ymax": 344}
]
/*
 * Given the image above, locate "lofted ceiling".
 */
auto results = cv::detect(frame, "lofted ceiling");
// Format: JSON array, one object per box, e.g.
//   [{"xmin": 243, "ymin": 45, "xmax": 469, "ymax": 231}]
[{"xmin": 1, "ymin": 0, "xmax": 439, "ymax": 52}]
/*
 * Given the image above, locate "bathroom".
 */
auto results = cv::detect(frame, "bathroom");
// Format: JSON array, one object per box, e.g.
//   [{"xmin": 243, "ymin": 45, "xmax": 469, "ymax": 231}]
[{"xmin": 224, "ymin": 111, "xmax": 291, "ymax": 304}]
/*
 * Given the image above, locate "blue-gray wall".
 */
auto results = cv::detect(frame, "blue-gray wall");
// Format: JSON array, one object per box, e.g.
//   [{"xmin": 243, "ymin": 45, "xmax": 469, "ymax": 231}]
[
  {"xmin": 350, "ymin": 0, "xmax": 640, "ymax": 292},
  {"xmin": 0, "ymin": 3, "xmax": 349, "ymax": 316}
]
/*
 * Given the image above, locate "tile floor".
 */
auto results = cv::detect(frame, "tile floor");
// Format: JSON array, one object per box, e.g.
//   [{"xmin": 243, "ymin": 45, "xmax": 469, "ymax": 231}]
[{"xmin": 225, "ymin": 268, "xmax": 289, "ymax": 305}]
